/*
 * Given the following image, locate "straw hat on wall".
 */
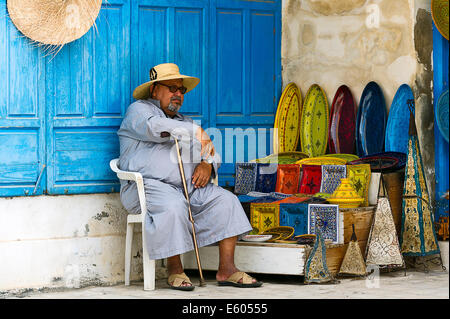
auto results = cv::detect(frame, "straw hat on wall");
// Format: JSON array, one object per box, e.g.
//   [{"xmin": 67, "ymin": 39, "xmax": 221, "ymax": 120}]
[{"xmin": 7, "ymin": 0, "xmax": 102, "ymax": 46}]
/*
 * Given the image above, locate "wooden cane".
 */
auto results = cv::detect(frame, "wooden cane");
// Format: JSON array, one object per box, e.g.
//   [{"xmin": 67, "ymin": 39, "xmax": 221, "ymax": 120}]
[{"xmin": 174, "ymin": 138, "xmax": 206, "ymax": 287}]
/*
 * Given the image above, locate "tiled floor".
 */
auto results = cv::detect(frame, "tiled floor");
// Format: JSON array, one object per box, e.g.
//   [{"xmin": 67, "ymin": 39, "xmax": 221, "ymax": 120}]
[{"xmin": 6, "ymin": 268, "xmax": 449, "ymax": 299}]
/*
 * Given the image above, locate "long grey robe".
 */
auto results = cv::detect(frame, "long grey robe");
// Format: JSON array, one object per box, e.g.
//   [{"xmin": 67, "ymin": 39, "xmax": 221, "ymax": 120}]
[{"xmin": 117, "ymin": 98, "xmax": 251, "ymax": 259}]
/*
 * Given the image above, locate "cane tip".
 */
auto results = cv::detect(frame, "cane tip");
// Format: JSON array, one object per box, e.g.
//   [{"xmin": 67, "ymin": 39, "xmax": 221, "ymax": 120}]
[{"xmin": 199, "ymin": 280, "xmax": 207, "ymax": 287}]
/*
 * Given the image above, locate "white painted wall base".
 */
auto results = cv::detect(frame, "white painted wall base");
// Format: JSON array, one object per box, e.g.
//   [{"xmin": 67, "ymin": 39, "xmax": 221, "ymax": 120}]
[
  {"xmin": 0, "ymin": 194, "xmax": 166, "ymax": 294},
  {"xmin": 439, "ymin": 241, "xmax": 449, "ymax": 271},
  {"xmin": 183, "ymin": 242, "xmax": 306, "ymax": 275}
]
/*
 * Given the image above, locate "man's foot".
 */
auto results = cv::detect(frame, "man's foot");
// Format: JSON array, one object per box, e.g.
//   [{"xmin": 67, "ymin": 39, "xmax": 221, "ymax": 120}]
[
  {"xmin": 217, "ymin": 271, "xmax": 263, "ymax": 288},
  {"xmin": 167, "ymin": 255, "xmax": 194, "ymax": 290},
  {"xmin": 167, "ymin": 272, "xmax": 195, "ymax": 291},
  {"xmin": 216, "ymin": 267, "xmax": 262, "ymax": 288}
]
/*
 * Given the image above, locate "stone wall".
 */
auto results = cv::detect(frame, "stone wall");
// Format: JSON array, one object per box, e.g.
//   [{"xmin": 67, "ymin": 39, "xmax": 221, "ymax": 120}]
[{"xmin": 281, "ymin": 0, "xmax": 435, "ymax": 203}]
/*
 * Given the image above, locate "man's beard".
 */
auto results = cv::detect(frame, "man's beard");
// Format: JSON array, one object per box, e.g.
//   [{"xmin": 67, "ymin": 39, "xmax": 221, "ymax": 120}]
[{"xmin": 168, "ymin": 97, "xmax": 182, "ymax": 113}]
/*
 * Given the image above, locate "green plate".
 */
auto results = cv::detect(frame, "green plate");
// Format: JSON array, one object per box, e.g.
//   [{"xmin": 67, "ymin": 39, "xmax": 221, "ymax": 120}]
[{"xmin": 300, "ymin": 84, "xmax": 329, "ymax": 157}]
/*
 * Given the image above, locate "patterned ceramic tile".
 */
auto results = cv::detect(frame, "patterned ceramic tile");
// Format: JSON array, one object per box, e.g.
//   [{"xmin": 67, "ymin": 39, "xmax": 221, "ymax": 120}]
[
  {"xmin": 320, "ymin": 165, "xmax": 346, "ymax": 194},
  {"xmin": 308, "ymin": 204, "xmax": 339, "ymax": 244},
  {"xmin": 275, "ymin": 164, "xmax": 301, "ymax": 194},
  {"xmin": 250, "ymin": 203, "xmax": 280, "ymax": 233},
  {"xmin": 346, "ymin": 164, "xmax": 371, "ymax": 206},
  {"xmin": 299, "ymin": 165, "xmax": 322, "ymax": 194},
  {"xmin": 255, "ymin": 163, "xmax": 278, "ymax": 193},
  {"xmin": 279, "ymin": 203, "xmax": 309, "ymax": 236},
  {"xmin": 234, "ymin": 163, "xmax": 257, "ymax": 194}
]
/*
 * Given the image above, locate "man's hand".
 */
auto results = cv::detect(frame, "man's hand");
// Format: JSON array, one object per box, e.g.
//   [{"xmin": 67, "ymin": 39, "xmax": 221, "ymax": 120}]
[
  {"xmin": 195, "ymin": 127, "xmax": 215, "ymax": 159},
  {"xmin": 192, "ymin": 161, "xmax": 212, "ymax": 188}
]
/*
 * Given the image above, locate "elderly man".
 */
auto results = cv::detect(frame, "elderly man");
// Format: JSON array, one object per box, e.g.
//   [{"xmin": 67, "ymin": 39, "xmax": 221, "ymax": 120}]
[{"xmin": 117, "ymin": 63, "xmax": 261, "ymax": 290}]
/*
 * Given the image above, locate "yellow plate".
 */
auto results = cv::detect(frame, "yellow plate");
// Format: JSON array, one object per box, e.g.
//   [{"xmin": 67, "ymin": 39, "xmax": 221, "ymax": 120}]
[
  {"xmin": 300, "ymin": 84, "xmax": 329, "ymax": 157},
  {"xmin": 322, "ymin": 153, "xmax": 359, "ymax": 162},
  {"xmin": 432, "ymin": 0, "xmax": 449, "ymax": 40},
  {"xmin": 274, "ymin": 83, "xmax": 302, "ymax": 153},
  {"xmin": 252, "ymin": 151, "xmax": 309, "ymax": 163},
  {"xmin": 296, "ymin": 156, "xmax": 346, "ymax": 167}
]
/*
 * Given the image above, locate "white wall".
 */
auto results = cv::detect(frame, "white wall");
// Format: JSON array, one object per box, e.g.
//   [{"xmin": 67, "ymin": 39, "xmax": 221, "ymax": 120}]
[{"xmin": 0, "ymin": 194, "xmax": 163, "ymax": 294}]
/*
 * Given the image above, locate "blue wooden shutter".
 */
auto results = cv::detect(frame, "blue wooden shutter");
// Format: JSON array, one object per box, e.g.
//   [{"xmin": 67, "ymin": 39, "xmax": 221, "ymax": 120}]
[
  {"xmin": 131, "ymin": 0, "xmax": 209, "ymax": 127},
  {"xmin": 0, "ymin": 2, "xmax": 46, "ymax": 196},
  {"xmin": 45, "ymin": 0, "xmax": 130, "ymax": 194},
  {"xmin": 211, "ymin": 0, "xmax": 282, "ymax": 186}
]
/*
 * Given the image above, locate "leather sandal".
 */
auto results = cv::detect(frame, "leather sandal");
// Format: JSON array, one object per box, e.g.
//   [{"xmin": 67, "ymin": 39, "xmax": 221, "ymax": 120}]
[
  {"xmin": 217, "ymin": 271, "xmax": 263, "ymax": 288},
  {"xmin": 167, "ymin": 272, "xmax": 195, "ymax": 291}
]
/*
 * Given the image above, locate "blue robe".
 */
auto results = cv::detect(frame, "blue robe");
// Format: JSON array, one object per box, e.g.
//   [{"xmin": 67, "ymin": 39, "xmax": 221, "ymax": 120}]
[{"xmin": 117, "ymin": 98, "xmax": 251, "ymax": 259}]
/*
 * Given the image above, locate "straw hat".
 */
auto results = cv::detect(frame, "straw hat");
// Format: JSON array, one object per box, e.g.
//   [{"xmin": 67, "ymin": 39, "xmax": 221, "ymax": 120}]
[
  {"xmin": 7, "ymin": 0, "xmax": 102, "ymax": 46},
  {"xmin": 133, "ymin": 63, "xmax": 200, "ymax": 100}
]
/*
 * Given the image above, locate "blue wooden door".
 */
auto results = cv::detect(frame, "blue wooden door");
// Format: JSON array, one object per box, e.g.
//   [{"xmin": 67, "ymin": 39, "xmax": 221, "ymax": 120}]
[
  {"xmin": 45, "ymin": 0, "xmax": 130, "ymax": 194},
  {"xmin": 210, "ymin": 0, "xmax": 282, "ymax": 186},
  {"xmin": 0, "ymin": 0, "xmax": 281, "ymax": 196},
  {"xmin": 0, "ymin": 1, "xmax": 46, "ymax": 196},
  {"xmin": 130, "ymin": 0, "xmax": 210, "ymax": 127}
]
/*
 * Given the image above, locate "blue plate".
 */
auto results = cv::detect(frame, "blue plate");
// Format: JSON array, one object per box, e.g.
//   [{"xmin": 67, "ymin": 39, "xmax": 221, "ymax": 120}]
[
  {"xmin": 356, "ymin": 82, "xmax": 387, "ymax": 157},
  {"xmin": 436, "ymin": 89, "xmax": 449, "ymax": 143},
  {"xmin": 385, "ymin": 84, "xmax": 415, "ymax": 154}
]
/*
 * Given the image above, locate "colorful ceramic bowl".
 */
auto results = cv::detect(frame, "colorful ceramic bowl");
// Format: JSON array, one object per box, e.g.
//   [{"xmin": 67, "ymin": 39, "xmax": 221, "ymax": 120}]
[{"xmin": 328, "ymin": 178, "xmax": 364, "ymax": 208}]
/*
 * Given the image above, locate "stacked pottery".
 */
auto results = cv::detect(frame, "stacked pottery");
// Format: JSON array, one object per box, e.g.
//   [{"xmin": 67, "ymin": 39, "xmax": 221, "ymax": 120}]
[{"xmin": 328, "ymin": 178, "xmax": 364, "ymax": 208}]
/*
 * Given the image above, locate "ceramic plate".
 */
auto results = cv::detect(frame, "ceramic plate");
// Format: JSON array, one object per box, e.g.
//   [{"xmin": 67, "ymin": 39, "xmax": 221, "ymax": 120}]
[
  {"xmin": 274, "ymin": 83, "xmax": 302, "ymax": 153},
  {"xmin": 322, "ymin": 153, "xmax": 359, "ymax": 162},
  {"xmin": 329, "ymin": 85, "xmax": 356, "ymax": 154},
  {"xmin": 363, "ymin": 151, "xmax": 407, "ymax": 169},
  {"xmin": 432, "ymin": 0, "xmax": 449, "ymax": 40},
  {"xmin": 356, "ymin": 82, "xmax": 387, "ymax": 157},
  {"xmin": 435, "ymin": 89, "xmax": 449, "ymax": 142},
  {"xmin": 300, "ymin": 84, "xmax": 329, "ymax": 157},
  {"xmin": 349, "ymin": 156, "xmax": 399, "ymax": 172},
  {"xmin": 241, "ymin": 235, "xmax": 273, "ymax": 242},
  {"xmin": 385, "ymin": 84, "xmax": 415, "ymax": 155}
]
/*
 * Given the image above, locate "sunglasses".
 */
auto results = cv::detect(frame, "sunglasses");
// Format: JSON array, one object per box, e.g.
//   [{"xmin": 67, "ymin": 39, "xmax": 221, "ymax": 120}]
[{"xmin": 157, "ymin": 82, "xmax": 187, "ymax": 94}]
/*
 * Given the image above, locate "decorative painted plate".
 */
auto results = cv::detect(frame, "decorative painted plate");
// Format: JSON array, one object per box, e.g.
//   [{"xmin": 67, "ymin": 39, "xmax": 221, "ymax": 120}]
[
  {"xmin": 432, "ymin": 0, "xmax": 449, "ymax": 40},
  {"xmin": 300, "ymin": 84, "xmax": 329, "ymax": 157},
  {"xmin": 348, "ymin": 156, "xmax": 399, "ymax": 172},
  {"xmin": 329, "ymin": 85, "xmax": 356, "ymax": 154},
  {"xmin": 274, "ymin": 83, "xmax": 302, "ymax": 153},
  {"xmin": 435, "ymin": 89, "xmax": 449, "ymax": 142},
  {"xmin": 385, "ymin": 84, "xmax": 415, "ymax": 155},
  {"xmin": 363, "ymin": 151, "xmax": 407, "ymax": 170},
  {"xmin": 241, "ymin": 234, "xmax": 273, "ymax": 242},
  {"xmin": 252, "ymin": 151, "xmax": 309, "ymax": 164},
  {"xmin": 356, "ymin": 82, "xmax": 387, "ymax": 157},
  {"xmin": 296, "ymin": 156, "xmax": 347, "ymax": 167},
  {"xmin": 262, "ymin": 226, "xmax": 295, "ymax": 240},
  {"xmin": 322, "ymin": 153, "xmax": 359, "ymax": 162}
]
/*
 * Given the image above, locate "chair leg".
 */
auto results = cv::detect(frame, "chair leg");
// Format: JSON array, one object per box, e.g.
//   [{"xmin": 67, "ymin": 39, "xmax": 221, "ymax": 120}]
[
  {"xmin": 142, "ymin": 229, "xmax": 156, "ymax": 291},
  {"xmin": 125, "ymin": 222, "xmax": 134, "ymax": 286}
]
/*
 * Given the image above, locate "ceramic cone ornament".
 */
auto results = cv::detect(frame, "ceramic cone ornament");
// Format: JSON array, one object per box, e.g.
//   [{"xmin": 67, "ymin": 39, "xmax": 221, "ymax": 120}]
[
  {"xmin": 399, "ymin": 112, "xmax": 440, "ymax": 256},
  {"xmin": 304, "ymin": 223, "xmax": 338, "ymax": 284},
  {"xmin": 339, "ymin": 224, "xmax": 367, "ymax": 276},
  {"xmin": 365, "ymin": 175, "xmax": 404, "ymax": 268}
]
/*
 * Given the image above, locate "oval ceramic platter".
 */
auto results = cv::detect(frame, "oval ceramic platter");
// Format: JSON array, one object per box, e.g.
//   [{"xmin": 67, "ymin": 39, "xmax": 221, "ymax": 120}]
[
  {"xmin": 432, "ymin": 0, "xmax": 449, "ymax": 40},
  {"xmin": 300, "ymin": 84, "xmax": 329, "ymax": 157},
  {"xmin": 435, "ymin": 89, "xmax": 449, "ymax": 142},
  {"xmin": 356, "ymin": 81, "xmax": 387, "ymax": 157},
  {"xmin": 385, "ymin": 84, "xmax": 415, "ymax": 155},
  {"xmin": 329, "ymin": 85, "xmax": 356, "ymax": 154},
  {"xmin": 273, "ymin": 83, "xmax": 302, "ymax": 153}
]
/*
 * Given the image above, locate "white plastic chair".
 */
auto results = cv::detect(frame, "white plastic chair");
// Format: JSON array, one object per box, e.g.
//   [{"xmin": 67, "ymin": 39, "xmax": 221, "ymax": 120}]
[
  {"xmin": 110, "ymin": 158, "xmax": 155, "ymax": 290},
  {"xmin": 110, "ymin": 158, "xmax": 218, "ymax": 291}
]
